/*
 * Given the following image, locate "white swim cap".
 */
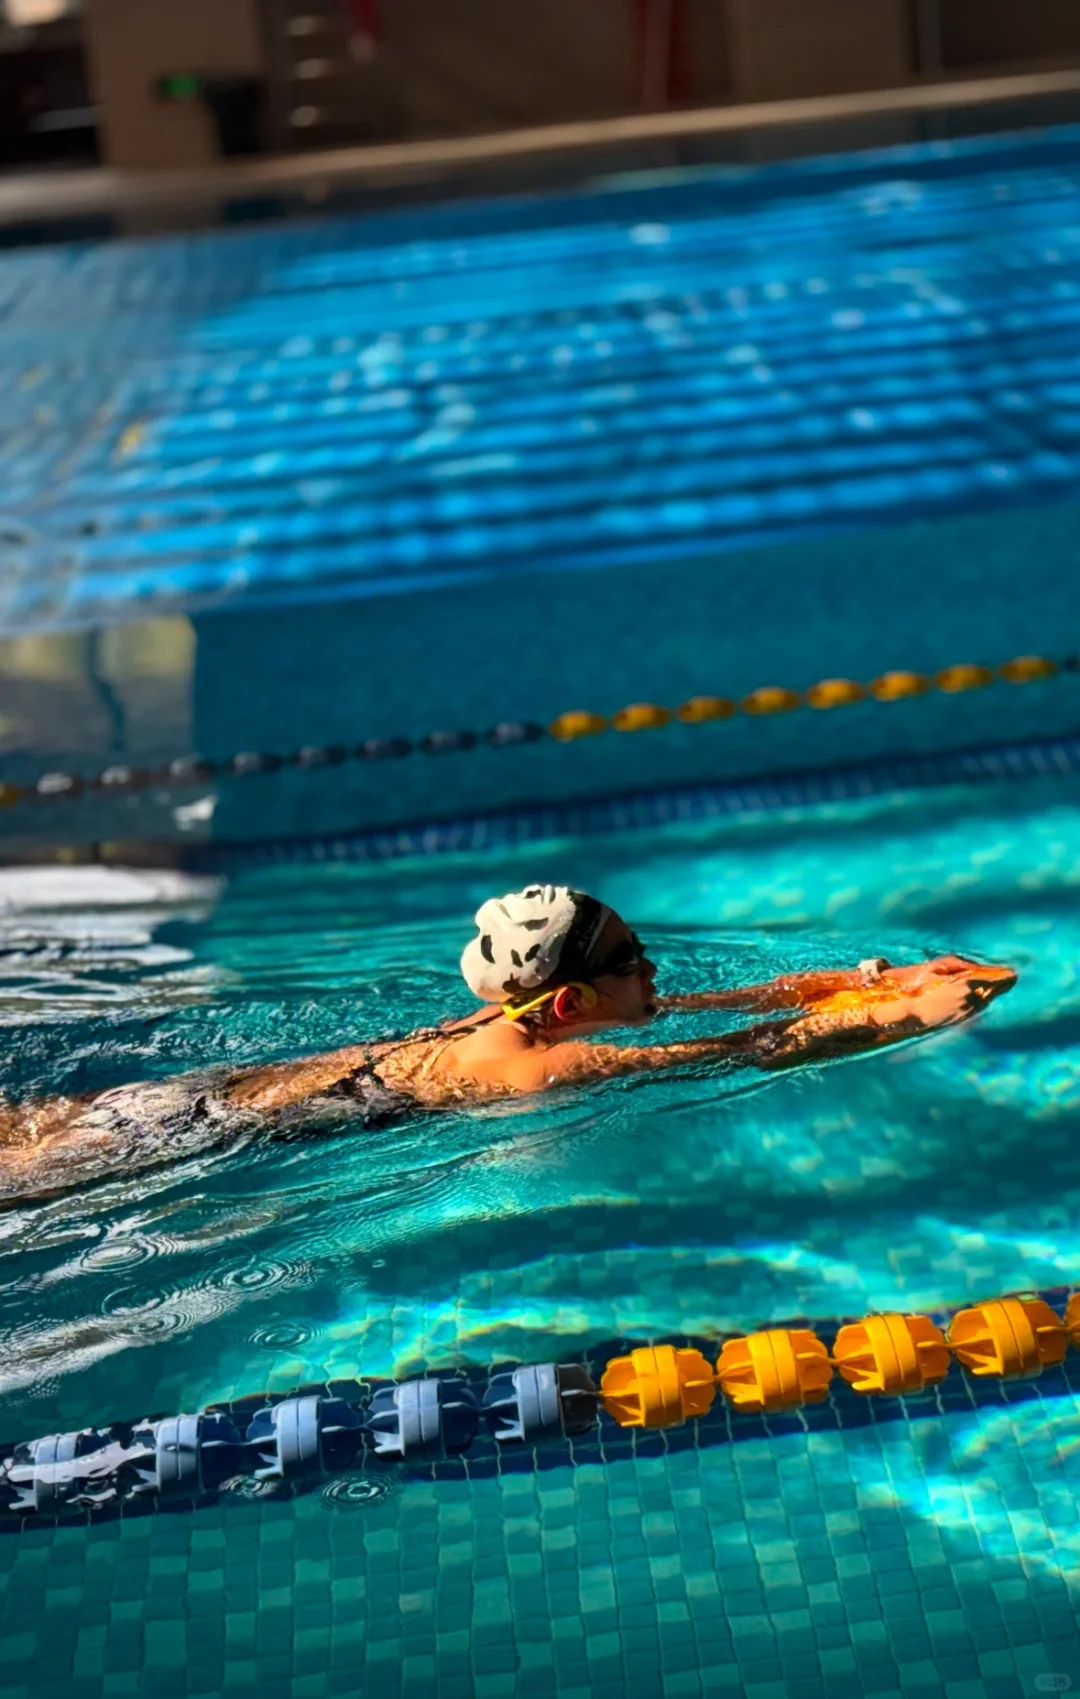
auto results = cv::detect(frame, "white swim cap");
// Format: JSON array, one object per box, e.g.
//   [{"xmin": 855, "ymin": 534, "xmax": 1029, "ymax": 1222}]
[{"xmin": 461, "ymin": 885, "xmax": 612, "ymax": 1004}]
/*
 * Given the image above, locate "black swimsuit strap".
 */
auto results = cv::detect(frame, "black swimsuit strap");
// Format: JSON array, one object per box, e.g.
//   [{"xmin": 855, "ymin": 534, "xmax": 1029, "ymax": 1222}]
[{"xmin": 338, "ymin": 1013, "xmax": 501, "ymax": 1096}]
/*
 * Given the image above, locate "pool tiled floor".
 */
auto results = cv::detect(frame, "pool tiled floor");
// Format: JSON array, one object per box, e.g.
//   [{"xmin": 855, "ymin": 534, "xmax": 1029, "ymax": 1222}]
[{"xmin": 1, "ymin": 1399, "xmax": 1077, "ymax": 1698}]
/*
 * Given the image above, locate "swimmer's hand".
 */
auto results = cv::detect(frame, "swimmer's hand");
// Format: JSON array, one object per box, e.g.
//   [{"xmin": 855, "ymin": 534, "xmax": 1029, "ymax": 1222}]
[{"xmin": 857, "ymin": 955, "xmax": 1017, "ymax": 1030}]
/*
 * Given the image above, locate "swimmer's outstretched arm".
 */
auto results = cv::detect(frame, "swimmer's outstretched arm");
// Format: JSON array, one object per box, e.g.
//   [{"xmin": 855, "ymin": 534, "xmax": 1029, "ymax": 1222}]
[
  {"xmin": 526, "ymin": 966, "xmax": 999, "ymax": 1093},
  {"xmin": 659, "ymin": 959, "xmax": 892, "ymax": 1015}
]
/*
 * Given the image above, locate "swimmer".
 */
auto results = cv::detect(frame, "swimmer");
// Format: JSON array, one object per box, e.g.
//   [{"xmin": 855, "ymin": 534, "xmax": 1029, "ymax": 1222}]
[{"xmin": 0, "ymin": 884, "xmax": 1015, "ymax": 1194}]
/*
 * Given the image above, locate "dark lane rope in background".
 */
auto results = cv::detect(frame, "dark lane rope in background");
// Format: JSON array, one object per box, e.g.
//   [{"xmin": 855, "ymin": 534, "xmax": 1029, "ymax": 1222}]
[{"xmin": 0, "ymin": 651, "xmax": 1073, "ymax": 810}]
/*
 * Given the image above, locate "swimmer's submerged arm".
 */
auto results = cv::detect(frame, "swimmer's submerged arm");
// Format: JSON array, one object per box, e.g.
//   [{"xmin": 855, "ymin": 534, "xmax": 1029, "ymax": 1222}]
[{"xmin": 529, "ymin": 1008, "xmax": 916, "ymax": 1089}]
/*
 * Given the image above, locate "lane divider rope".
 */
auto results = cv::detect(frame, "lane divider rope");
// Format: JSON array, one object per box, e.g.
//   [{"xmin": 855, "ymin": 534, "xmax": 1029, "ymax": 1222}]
[
  {"xmin": 0, "ymin": 651, "xmax": 1072, "ymax": 810},
  {"xmin": 1, "ymin": 1288, "xmax": 1076, "ymax": 1527}
]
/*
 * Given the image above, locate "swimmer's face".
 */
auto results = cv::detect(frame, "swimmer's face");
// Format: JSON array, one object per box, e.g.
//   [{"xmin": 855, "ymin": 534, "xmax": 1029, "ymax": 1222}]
[{"xmin": 585, "ymin": 913, "xmax": 658, "ymax": 1027}]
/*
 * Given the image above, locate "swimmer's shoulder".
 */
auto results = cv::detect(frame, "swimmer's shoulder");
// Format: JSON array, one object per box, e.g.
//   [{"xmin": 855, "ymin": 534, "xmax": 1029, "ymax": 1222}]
[{"xmin": 401, "ymin": 1012, "xmax": 549, "ymax": 1097}]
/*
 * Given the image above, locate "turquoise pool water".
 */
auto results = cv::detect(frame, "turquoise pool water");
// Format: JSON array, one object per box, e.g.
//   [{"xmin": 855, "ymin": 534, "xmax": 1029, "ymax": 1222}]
[{"xmin": 1, "ymin": 769, "xmax": 1079, "ymax": 1697}]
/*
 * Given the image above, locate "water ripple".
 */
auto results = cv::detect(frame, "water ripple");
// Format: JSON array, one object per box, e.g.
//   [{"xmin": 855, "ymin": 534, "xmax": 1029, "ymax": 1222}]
[
  {"xmin": 249, "ymin": 1321, "xmax": 313, "ymax": 1351},
  {"xmin": 323, "ymin": 1471, "xmax": 406, "ymax": 1508},
  {"xmin": 222, "ymin": 1255, "xmax": 299, "ymax": 1292},
  {"xmin": 219, "ymin": 1474, "xmax": 285, "ymax": 1502},
  {"xmin": 78, "ymin": 1238, "xmax": 155, "ymax": 1274}
]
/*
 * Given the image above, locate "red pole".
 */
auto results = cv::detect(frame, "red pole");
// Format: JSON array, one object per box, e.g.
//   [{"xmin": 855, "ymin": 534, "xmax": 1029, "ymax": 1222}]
[
  {"xmin": 628, "ymin": 0, "xmax": 689, "ymax": 110},
  {"xmin": 345, "ymin": 0, "xmax": 381, "ymax": 42}
]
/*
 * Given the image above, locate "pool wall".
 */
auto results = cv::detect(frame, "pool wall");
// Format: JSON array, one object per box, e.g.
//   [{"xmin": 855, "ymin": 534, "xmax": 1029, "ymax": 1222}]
[{"xmin": 5, "ymin": 493, "xmax": 1080, "ymax": 853}]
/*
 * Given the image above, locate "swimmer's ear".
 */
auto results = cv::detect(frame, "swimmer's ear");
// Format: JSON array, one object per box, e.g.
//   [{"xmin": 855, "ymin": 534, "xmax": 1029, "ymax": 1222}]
[
  {"xmin": 551, "ymin": 983, "xmax": 598, "ymax": 1023},
  {"xmin": 551, "ymin": 986, "xmax": 580, "ymax": 1023}
]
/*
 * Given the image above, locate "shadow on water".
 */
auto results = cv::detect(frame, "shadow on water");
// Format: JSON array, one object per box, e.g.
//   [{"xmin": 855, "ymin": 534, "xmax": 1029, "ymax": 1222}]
[
  {"xmin": 981, "ymin": 1011, "xmax": 1080, "ymax": 1052},
  {"xmin": 893, "ymin": 880, "xmax": 1080, "ymax": 930}
]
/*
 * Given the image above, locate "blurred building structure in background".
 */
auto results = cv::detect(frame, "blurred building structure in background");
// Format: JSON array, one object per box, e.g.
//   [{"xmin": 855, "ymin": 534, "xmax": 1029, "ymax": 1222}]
[
  {"xmin": 0, "ymin": 0, "xmax": 96, "ymax": 167},
  {"xmin": 3, "ymin": 1, "xmax": 1080, "ymax": 173}
]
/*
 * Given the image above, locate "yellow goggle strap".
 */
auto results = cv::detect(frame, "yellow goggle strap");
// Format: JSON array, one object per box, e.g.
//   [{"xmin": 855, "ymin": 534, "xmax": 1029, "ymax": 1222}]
[{"xmin": 503, "ymin": 981, "xmax": 599, "ymax": 1022}]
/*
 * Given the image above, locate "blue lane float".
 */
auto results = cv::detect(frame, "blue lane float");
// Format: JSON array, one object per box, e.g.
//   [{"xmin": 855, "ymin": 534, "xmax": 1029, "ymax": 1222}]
[
  {"xmin": 366, "ymin": 1377, "xmax": 480, "ymax": 1461},
  {"xmin": 484, "ymin": 1364, "xmax": 597, "ymax": 1445},
  {"xmin": 0, "ymin": 1368, "xmax": 595, "ymax": 1530}
]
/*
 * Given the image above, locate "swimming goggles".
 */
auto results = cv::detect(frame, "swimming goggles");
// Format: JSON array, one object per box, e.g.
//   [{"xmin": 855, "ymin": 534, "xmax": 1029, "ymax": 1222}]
[{"xmin": 590, "ymin": 934, "xmax": 648, "ymax": 978}]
